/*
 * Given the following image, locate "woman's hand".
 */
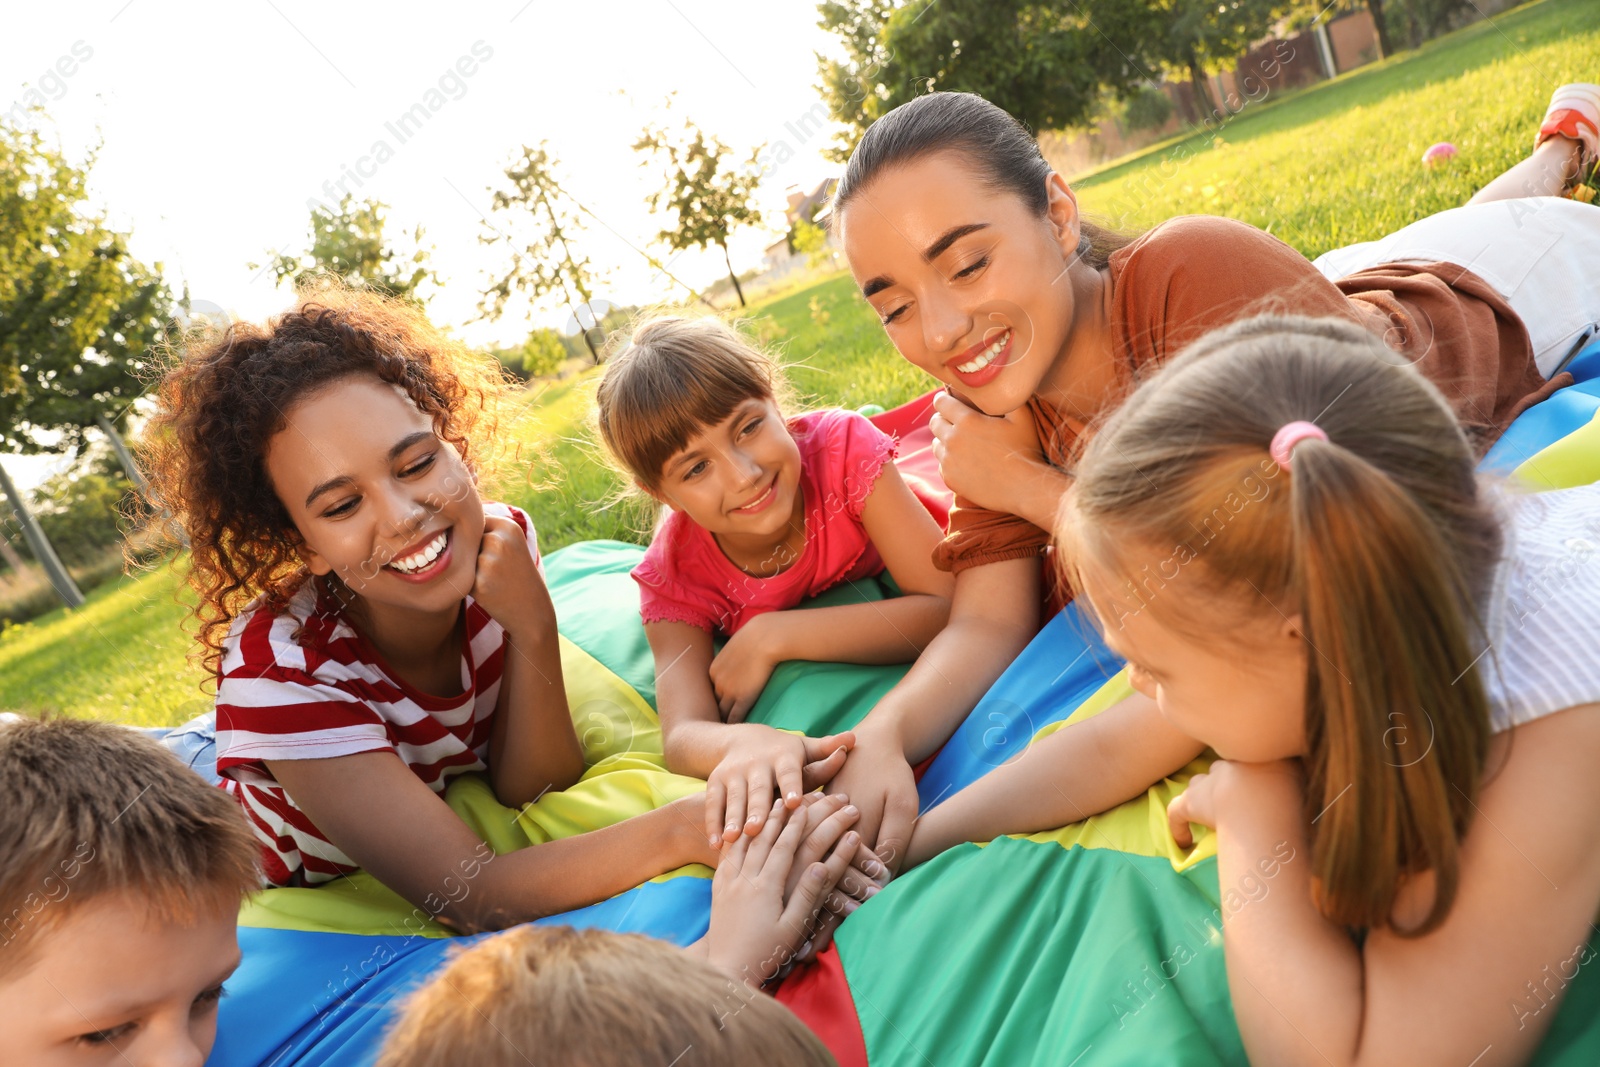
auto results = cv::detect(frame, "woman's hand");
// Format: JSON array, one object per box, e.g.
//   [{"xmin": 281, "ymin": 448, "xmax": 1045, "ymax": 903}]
[
  {"xmin": 469, "ymin": 512, "xmax": 551, "ymax": 640},
  {"xmin": 706, "ymin": 798, "xmax": 867, "ymax": 987},
  {"xmin": 710, "ymin": 614, "xmax": 788, "ymax": 722},
  {"xmin": 705, "ymin": 726, "xmax": 854, "ymax": 848},
  {"xmin": 823, "ymin": 726, "xmax": 920, "ymax": 873},
  {"xmin": 929, "ymin": 391, "xmax": 1050, "ymax": 516}
]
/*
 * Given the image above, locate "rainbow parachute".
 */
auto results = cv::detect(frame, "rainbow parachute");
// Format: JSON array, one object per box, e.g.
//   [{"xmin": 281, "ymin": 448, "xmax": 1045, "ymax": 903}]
[{"xmin": 188, "ymin": 342, "xmax": 1600, "ymax": 1066}]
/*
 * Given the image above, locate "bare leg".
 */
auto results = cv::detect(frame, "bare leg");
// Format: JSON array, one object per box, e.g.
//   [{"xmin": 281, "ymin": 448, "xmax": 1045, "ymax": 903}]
[{"xmin": 1468, "ymin": 137, "xmax": 1584, "ymax": 205}]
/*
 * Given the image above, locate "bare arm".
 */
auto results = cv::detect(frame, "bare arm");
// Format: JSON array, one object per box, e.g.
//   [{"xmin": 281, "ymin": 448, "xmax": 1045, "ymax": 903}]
[
  {"xmin": 1175, "ymin": 705, "xmax": 1600, "ymax": 1067},
  {"xmin": 649, "ymin": 619, "xmax": 852, "ymax": 846},
  {"xmin": 825, "ymin": 556, "xmax": 1044, "ymax": 867},
  {"xmin": 906, "ymin": 691, "xmax": 1206, "ymax": 867},
  {"xmin": 473, "ymin": 513, "xmax": 584, "ymax": 808},
  {"xmin": 267, "ymin": 750, "xmax": 714, "ymax": 931}
]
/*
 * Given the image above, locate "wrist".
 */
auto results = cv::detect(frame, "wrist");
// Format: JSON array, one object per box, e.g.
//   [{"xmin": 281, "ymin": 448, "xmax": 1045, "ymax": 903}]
[
  {"xmin": 1213, "ymin": 760, "xmax": 1302, "ymax": 832},
  {"xmin": 1015, "ymin": 460, "xmax": 1068, "ymax": 530},
  {"xmin": 853, "ymin": 713, "xmax": 908, "ymax": 759}
]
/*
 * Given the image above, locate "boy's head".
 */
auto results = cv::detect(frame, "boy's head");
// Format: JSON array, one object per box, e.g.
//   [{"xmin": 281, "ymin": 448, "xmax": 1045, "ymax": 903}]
[
  {"xmin": 377, "ymin": 924, "xmax": 838, "ymax": 1067},
  {"xmin": 0, "ymin": 717, "xmax": 260, "ymax": 1066},
  {"xmin": 595, "ymin": 316, "xmax": 792, "ymax": 493}
]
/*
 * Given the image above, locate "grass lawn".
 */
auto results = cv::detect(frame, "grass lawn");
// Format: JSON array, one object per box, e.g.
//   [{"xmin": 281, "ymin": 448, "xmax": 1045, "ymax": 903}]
[
  {"xmin": 3, "ymin": 0, "xmax": 1593, "ymax": 725},
  {"xmin": 1072, "ymin": 0, "xmax": 1600, "ymax": 254}
]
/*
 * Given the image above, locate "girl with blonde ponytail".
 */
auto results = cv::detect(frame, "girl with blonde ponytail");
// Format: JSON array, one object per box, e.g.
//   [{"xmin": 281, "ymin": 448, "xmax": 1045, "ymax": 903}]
[
  {"xmin": 1038, "ymin": 315, "xmax": 1600, "ymax": 1064},
  {"xmin": 908, "ymin": 314, "xmax": 1600, "ymax": 1061}
]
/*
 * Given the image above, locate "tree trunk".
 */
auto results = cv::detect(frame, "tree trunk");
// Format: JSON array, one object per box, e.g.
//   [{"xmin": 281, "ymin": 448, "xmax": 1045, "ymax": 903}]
[
  {"xmin": 0, "ymin": 457, "xmax": 85, "ymax": 609},
  {"xmin": 0, "ymin": 528, "xmax": 24, "ymax": 575},
  {"xmin": 1365, "ymin": 0, "xmax": 1393, "ymax": 58},
  {"xmin": 720, "ymin": 241, "xmax": 746, "ymax": 307},
  {"xmin": 1187, "ymin": 53, "xmax": 1218, "ymax": 126},
  {"xmin": 95, "ymin": 413, "xmax": 149, "ymax": 494},
  {"xmin": 574, "ymin": 307, "xmax": 601, "ymax": 363}
]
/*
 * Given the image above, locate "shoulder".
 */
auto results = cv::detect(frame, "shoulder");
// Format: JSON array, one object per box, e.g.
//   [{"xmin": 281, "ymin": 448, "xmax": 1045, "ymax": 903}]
[
  {"xmin": 1110, "ymin": 215, "xmax": 1351, "ymax": 367},
  {"xmin": 634, "ymin": 511, "xmax": 715, "ymax": 593},
  {"xmin": 791, "ymin": 407, "xmax": 896, "ymax": 467},
  {"xmin": 1114, "ymin": 214, "xmax": 1280, "ymax": 257},
  {"xmin": 221, "ymin": 581, "xmax": 336, "ymax": 677}
]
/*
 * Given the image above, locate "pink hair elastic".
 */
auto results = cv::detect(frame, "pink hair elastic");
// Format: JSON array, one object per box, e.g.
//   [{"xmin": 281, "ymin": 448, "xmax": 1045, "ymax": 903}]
[{"xmin": 1270, "ymin": 420, "xmax": 1328, "ymax": 470}]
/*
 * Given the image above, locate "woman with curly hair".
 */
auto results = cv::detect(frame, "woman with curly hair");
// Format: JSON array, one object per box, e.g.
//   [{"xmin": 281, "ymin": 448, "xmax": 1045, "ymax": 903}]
[{"xmin": 140, "ymin": 288, "xmax": 764, "ymax": 933}]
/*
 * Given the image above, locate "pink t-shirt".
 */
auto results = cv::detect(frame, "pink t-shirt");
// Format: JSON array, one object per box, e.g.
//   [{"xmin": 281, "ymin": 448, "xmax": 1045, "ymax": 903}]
[{"xmin": 631, "ymin": 409, "xmax": 898, "ymax": 636}]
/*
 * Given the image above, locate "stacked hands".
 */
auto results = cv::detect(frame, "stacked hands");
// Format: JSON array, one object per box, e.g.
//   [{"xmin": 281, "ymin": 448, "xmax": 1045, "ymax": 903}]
[{"xmin": 704, "ymin": 792, "xmax": 891, "ymax": 985}]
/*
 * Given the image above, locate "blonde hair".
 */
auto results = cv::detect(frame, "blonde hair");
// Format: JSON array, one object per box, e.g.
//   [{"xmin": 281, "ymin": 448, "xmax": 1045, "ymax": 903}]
[
  {"xmin": 376, "ymin": 924, "xmax": 837, "ymax": 1067},
  {"xmin": 1061, "ymin": 315, "xmax": 1500, "ymax": 935},
  {"xmin": 0, "ymin": 717, "xmax": 260, "ymax": 978},
  {"xmin": 595, "ymin": 316, "xmax": 796, "ymax": 492}
]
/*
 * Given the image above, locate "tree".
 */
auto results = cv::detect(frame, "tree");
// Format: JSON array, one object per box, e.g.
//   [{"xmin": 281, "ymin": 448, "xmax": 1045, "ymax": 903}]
[
  {"xmin": 815, "ymin": 0, "xmax": 1155, "ymax": 157},
  {"xmin": 634, "ymin": 113, "xmax": 765, "ymax": 308},
  {"xmin": 520, "ymin": 328, "xmax": 567, "ymax": 379},
  {"xmin": 0, "ymin": 123, "xmax": 176, "ymax": 608},
  {"xmin": 1148, "ymin": 0, "xmax": 1293, "ymax": 122},
  {"xmin": 479, "ymin": 143, "xmax": 608, "ymax": 362},
  {"xmin": 815, "ymin": 0, "xmax": 1290, "ymax": 145},
  {"xmin": 253, "ymin": 194, "xmax": 437, "ymax": 304}
]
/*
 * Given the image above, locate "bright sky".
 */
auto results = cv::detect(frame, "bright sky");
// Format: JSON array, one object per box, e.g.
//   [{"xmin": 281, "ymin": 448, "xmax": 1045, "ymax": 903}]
[{"xmin": 2, "ymin": 0, "xmax": 848, "ymax": 487}]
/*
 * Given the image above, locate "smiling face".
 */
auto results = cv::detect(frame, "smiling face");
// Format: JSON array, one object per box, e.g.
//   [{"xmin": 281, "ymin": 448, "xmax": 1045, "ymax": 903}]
[
  {"xmin": 651, "ymin": 396, "xmax": 803, "ymax": 546},
  {"xmin": 263, "ymin": 374, "xmax": 486, "ymax": 619},
  {"xmin": 1080, "ymin": 552, "xmax": 1310, "ymax": 763},
  {"xmin": 0, "ymin": 892, "xmax": 239, "ymax": 1067},
  {"xmin": 838, "ymin": 151, "xmax": 1087, "ymax": 416}
]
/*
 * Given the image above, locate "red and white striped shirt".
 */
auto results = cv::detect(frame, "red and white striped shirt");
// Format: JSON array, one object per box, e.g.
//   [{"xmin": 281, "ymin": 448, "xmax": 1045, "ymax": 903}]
[{"xmin": 215, "ymin": 502, "xmax": 541, "ymax": 887}]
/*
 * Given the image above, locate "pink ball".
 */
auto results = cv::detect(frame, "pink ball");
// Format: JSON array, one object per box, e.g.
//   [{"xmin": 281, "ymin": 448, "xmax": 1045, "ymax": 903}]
[{"xmin": 1422, "ymin": 142, "xmax": 1458, "ymax": 166}]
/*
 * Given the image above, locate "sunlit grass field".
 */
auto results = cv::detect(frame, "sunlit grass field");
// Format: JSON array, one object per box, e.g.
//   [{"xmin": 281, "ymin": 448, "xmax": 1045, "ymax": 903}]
[{"xmin": 3, "ymin": 0, "xmax": 1592, "ymax": 726}]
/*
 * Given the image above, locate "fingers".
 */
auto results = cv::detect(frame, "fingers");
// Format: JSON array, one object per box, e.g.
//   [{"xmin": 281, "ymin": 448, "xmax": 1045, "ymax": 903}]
[
  {"xmin": 775, "ymin": 757, "xmax": 805, "ymax": 811},
  {"xmin": 742, "ymin": 799, "xmax": 791, "ymax": 873},
  {"xmin": 800, "ymin": 745, "xmax": 850, "ymax": 792},
  {"xmin": 723, "ymin": 776, "xmax": 747, "ymax": 844},
  {"xmin": 1167, "ymin": 795, "xmax": 1195, "ymax": 850},
  {"xmin": 853, "ymin": 840, "xmax": 891, "ymax": 889},
  {"xmin": 743, "ymin": 767, "xmax": 775, "ymax": 837},
  {"xmin": 779, "ymin": 828, "xmax": 860, "ymax": 946},
  {"xmin": 801, "ymin": 732, "xmax": 855, "ymax": 762},
  {"xmin": 706, "ymin": 778, "xmax": 728, "ymax": 850},
  {"xmin": 727, "ymin": 694, "xmax": 755, "ymax": 725},
  {"xmin": 873, "ymin": 788, "xmax": 918, "ymax": 876},
  {"xmin": 792, "ymin": 794, "xmax": 854, "ymax": 874},
  {"xmin": 717, "ymin": 815, "xmax": 753, "ymax": 879}
]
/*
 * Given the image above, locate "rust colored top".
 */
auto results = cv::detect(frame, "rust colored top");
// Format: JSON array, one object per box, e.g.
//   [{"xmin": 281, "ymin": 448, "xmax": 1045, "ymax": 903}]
[{"xmin": 934, "ymin": 214, "xmax": 1569, "ymax": 575}]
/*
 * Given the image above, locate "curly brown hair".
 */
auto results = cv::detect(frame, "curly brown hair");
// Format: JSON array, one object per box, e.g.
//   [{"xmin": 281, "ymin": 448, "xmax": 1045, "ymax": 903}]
[{"xmin": 140, "ymin": 285, "xmax": 513, "ymax": 681}]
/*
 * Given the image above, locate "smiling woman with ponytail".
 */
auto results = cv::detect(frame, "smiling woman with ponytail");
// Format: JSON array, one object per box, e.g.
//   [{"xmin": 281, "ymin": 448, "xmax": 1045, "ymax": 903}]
[{"xmin": 1020, "ymin": 314, "xmax": 1600, "ymax": 1064}]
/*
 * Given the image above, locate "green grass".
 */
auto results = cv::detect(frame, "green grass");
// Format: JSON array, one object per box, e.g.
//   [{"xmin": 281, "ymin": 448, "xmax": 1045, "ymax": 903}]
[
  {"xmin": 4, "ymin": 0, "xmax": 1593, "ymax": 725},
  {"xmin": 1073, "ymin": 0, "xmax": 1600, "ymax": 257}
]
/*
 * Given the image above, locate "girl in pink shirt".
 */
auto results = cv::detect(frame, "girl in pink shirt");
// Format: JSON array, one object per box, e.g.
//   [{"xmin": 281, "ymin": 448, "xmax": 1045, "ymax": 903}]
[{"xmin": 596, "ymin": 316, "xmax": 954, "ymax": 850}]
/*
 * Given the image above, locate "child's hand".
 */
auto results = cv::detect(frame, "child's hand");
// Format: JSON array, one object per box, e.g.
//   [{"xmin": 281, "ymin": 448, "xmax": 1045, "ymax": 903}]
[
  {"xmin": 469, "ymin": 513, "xmax": 551, "ymax": 640},
  {"xmin": 706, "ymin": 798, "xmax": 865, "ymax": 987},
  {"xmin": 783, "ymin": 794, "xmax": 891, "ymax": 963},
  {"xmin": 1166, "ymin": 768, "xmax": 1219, "ymax": 850},
  {"xmin": 1167, "ymin": 760, "xmax": 1302, "ymax": 849},
  {"xmin": 710, "ymin": 613, "xmax": 788, "ymax": 722},
  {"xmin": 705, "ymin": 726, "xmax": 854, "ymax": 848}
]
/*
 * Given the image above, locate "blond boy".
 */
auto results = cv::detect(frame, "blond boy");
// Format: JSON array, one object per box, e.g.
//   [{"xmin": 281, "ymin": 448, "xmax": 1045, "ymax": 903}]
[{"xmin": 0, "ymin": 717, "xmax": 260, "ymax": 1066}]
